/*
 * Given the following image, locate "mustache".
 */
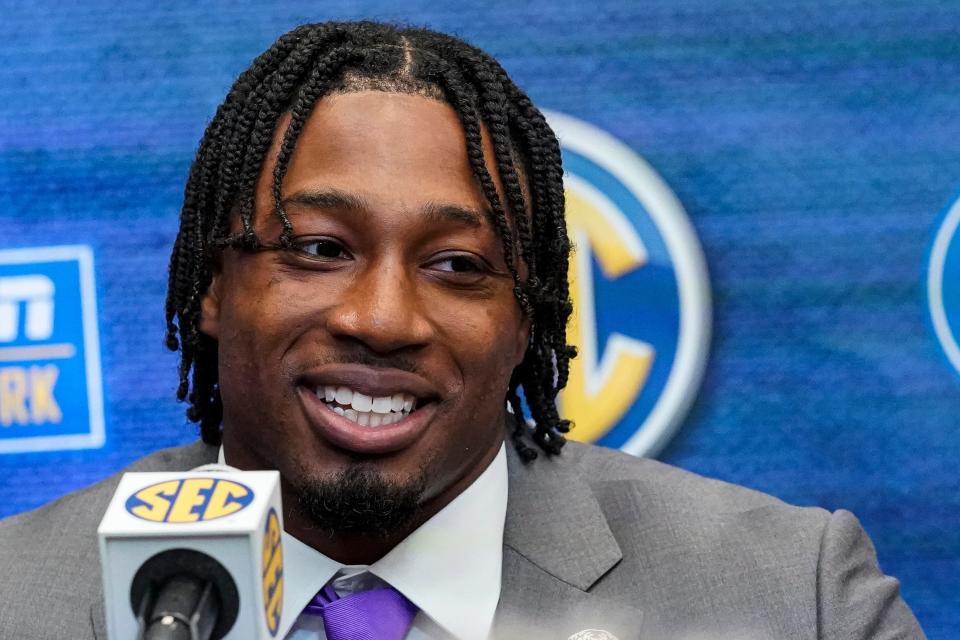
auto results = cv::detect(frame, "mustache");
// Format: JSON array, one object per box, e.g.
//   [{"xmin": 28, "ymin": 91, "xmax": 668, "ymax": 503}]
[{"xmin": 295, "ymin": 348, "xmax": 425, "ymax": 376}]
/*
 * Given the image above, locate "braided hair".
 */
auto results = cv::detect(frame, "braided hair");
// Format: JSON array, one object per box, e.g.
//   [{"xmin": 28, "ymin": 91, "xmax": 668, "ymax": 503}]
[{"xmin": 165, "ymin": 21, "xmax": 576, "ymax": 460}]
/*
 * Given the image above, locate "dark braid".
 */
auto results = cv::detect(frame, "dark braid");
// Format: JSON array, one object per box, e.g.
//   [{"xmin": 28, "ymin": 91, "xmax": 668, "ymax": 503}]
[
  {"xmin": 271, "ymin": 45, "xmax": 362, "ymax": 245},
  {"xmin": 431, "ymin": 65, "xmax": 527, "ymax": 314},
  {"xmin": 165, "ymin": 21, "xmax": 576, "ymax": 459},
  {"xmin": 436, "ymin": 36, "xmax": 576, "ymax": 453}
]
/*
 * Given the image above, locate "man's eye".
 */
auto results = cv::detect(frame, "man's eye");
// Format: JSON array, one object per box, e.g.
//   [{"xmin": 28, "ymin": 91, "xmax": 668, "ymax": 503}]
[
  {"xmin": 292, "ymin": 239, "xmax": 349, "ymax": 259},
  {"xmin": 430, "ymin": 254, "xmax": 486, "ymax": 273}
]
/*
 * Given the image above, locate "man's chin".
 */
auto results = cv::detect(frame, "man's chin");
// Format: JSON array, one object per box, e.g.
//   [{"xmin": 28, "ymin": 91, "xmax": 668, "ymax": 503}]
[{"xmin": 291, "ymin": 464, "xmax": 427, "ymax": 539}]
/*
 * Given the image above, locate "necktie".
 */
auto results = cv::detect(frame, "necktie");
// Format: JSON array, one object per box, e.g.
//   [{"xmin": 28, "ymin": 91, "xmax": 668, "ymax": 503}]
[{"xmin": 302, "ymin": 583, "xmax": 418, "ymax": 640}]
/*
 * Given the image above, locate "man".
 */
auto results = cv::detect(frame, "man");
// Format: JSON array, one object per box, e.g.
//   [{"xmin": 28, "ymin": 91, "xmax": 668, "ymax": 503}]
[{"xmin": 0, "ymin": 21, "xmax": 925, "ymax": 640}]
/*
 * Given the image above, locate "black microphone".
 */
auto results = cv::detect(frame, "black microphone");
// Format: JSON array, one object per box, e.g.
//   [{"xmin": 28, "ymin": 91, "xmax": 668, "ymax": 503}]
[{"xmin": 131, "ymin": 549, "xmax": 239, "ymax": 640}]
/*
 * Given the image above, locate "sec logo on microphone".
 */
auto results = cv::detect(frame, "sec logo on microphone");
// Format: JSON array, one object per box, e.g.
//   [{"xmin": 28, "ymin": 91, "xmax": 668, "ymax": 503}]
[
  {"xmin": 124, "ymin": 477, "xmax": 254, "ymax": 523},
  {"xmin": 261, "ymin": 508, "xmax": 283, "ymax": 636},
  {"xmin": 546, "ymin": 112, "xmax": 711, "ymax": 456}
]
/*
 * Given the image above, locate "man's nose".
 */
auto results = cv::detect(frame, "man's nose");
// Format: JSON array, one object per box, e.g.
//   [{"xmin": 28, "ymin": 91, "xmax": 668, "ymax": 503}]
[{"xmin": 325, "ymin": 260, "xmax": 433, "ymax": 354}]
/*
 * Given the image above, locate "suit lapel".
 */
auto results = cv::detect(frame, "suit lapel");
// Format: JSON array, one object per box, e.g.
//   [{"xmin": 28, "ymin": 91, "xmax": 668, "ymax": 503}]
[
  {"xmin": 493, "ymin": 547, "xmax": 640, "ymax": 640},
  {"xmin": 493, "ymin": 445, "xmax": 640, "ymax": 639},
  {"xmin": 90, "ymin": 587, "xmax": 106, "ymax": 640}
]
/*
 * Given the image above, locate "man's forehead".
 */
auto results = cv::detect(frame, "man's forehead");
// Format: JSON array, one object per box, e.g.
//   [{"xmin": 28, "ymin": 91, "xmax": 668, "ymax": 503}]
[{"xmin": 240, "ymin": 91, "xmax": 523, "ymax": 234}]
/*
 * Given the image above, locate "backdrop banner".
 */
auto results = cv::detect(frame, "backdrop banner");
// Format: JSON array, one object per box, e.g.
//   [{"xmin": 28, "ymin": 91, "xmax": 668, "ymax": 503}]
[{"xmin": 0, "ymin": 2, "xmax": 957, "ymax": 634}]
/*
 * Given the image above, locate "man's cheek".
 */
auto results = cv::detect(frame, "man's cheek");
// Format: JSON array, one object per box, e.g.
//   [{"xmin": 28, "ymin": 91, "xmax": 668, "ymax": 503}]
[{"xmin": 463, "ymin": 366, "xmax": 511, "ymax": 410}]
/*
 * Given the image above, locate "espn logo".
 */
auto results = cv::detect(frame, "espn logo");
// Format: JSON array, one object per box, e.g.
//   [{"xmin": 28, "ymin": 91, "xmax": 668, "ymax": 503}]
[{"xmin": 0, "ymin": 246, "xmax": 105, "ymax": 453}]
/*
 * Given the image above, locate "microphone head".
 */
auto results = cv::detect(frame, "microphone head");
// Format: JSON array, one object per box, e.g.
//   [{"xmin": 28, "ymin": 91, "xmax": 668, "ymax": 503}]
[{"xmin": 98, "ymin": 470, "xmax": 287, "ymax": 639}]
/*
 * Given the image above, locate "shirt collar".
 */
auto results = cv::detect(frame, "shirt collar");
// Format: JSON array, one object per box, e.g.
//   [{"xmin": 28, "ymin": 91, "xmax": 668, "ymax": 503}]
[{"xmin": 220, "ymin": 445, "xmax": 508, "ymax": 640}]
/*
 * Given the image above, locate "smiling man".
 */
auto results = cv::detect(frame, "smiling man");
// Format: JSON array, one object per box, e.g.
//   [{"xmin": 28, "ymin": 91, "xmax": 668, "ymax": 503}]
[
  {"xmin": 0, "ymin": 21, "xmax": 925, "ymax": 640},
  {"xmin": 204, "ymin": 90, "xmax": 533, "ymax": 567}
]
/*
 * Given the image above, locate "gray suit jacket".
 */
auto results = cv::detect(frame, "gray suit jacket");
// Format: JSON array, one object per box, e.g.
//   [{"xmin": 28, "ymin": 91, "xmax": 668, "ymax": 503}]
[{"xmin": 0, "ymin": 440, "xmax": 925, "ymax": 639}]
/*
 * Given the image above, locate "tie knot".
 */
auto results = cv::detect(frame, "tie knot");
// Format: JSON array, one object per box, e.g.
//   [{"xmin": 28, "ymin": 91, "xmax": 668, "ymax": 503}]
[{"xmin": 305, "ymin": 583, "xmax": 418, "ymax": 640}]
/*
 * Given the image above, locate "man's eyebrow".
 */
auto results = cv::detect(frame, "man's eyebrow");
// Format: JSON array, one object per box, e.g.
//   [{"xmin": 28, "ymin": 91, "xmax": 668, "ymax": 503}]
[
  {"xmin": 421, "ymin": 202, "xmax": 486, "ymax": 228},
  {"xmin": 282, "ymin": 189, "xmax": 487, "ymax": 228},
  {"xmin": 281, "ymin": 188, "xmax": 369, "ymax": 212}
]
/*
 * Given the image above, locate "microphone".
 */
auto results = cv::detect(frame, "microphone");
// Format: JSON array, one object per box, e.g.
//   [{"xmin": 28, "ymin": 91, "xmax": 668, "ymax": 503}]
[{"xmin": 98, "ymin": 466, "xmax": 288, "ymax": 639}]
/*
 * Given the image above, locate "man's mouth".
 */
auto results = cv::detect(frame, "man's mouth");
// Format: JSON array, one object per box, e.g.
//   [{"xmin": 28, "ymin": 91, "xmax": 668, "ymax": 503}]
[
  {"xmin": 314, "ymin": 385, "xmax": 419, "ymax": 427},
  {"xmin": 297, "ymin": 366, "xmax": 440, "ymax": 454}
]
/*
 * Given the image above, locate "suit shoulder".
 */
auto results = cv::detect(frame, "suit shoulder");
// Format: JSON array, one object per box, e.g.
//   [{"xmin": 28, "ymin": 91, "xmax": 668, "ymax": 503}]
[
  {"xmin": 560, "ymin": 440, "xmax": 817, "ymax": 517},
  {"xmin": 0, "ymin": 441, "xmax": 216, "ymax": 635},
  {"xmin": 0, "ymin": 441, "xmax": 216, "ymax": 557},
  {"xmin": 552, "ymin": 445, "xmax": 924, "ymax": 637},
  {"xmin": 559, "ymin": 442, "xmax": 831, "ymax": 585}
]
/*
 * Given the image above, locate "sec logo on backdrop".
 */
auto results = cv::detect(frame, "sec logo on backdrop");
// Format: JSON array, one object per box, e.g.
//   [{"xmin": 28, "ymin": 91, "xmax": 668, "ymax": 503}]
[
  {"xmin": 546, "ymin": 112, "xmax": 711, "ymax": 456},
  {"xmin": 927, "ymin": 193, "xmax": 960, "ymax": 376}
]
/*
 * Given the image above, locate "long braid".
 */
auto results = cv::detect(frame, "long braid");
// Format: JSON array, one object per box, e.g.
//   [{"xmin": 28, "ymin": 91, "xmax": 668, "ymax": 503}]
[
  {"xmin": 166, "ymin": 21, "xmax": 577, "ymax": 458},
  {"xmin": 424, "ymin": 60, "xmax": 545, "ymax": 460},
  {"xmin": 221, "ymin": 28, "xmax": 346, "ymax": 244},
  {"xmin": 271, "ymin": 45, "xmax": 362, "ymax": 246},
  {"xmin": 168, "ymin": 29, "xmax": 364, "ymax": 442},
  {"xmin": 439, "ymin": 41, "xmax": 575, "ymax": 452},
  {"xmin": 431, "ymin": 62, "xmax": 562, "ymax": 455},
  {"xmin": 450, "ymin": 50, "xmax": 536, "ymax": 268},
  {"xmin": 169, "ymin": 34, "xmax": 322, "ymax": 439},
  {"xmin": 433, "ymin": 66, "xmax": 529, "ymax": 314}
]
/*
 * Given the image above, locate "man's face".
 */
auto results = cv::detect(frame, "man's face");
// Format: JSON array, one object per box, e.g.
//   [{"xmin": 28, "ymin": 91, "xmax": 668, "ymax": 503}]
[{"xmin": 200, "ymin": 92, "xmax": 529, "ymax": 536}]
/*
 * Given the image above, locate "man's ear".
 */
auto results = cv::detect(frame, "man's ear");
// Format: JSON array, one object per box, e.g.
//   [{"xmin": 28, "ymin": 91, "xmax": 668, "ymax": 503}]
[
  {"xmin": 513, "ymin": 317, "xmax": 532, "ymax": 367},
  {"xmin": 199, "ymin": 273, "xmax": 222, "ymax": 340}
]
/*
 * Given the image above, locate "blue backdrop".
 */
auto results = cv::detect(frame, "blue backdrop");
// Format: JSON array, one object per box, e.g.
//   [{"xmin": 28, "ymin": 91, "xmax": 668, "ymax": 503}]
[{"xmin": 1, "ymin": 1, "xmax": 958, "ymax": 635}]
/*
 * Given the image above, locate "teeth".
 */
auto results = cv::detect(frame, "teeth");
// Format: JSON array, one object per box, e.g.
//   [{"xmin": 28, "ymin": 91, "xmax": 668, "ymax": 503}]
[
  {"xmin": 349, "ymin": 391, "xmax": 409, "ymax": 414},
  {"xmin": 316, "ymin": 385, "xmax": 421, "ymax": 427},
  {"xmin": 352, "ymin": 392, "xmax": 372, "ymax": 412},
  {"xmin": 326, "ymin": 407, "xmax": 408, "ymax": 427},
  {"xmin": 371, "ymin": 396, "xmax": 392, "ymax": 414},
  {"xmin": 335, "ymin": 387, "xmax": 353, "ymax": 405}
]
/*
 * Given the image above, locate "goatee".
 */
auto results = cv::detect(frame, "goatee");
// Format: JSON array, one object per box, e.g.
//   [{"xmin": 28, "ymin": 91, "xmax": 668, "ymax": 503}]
[{"xmin": 292, "ymin": 464, "xmax": 426, "ymax": 539}]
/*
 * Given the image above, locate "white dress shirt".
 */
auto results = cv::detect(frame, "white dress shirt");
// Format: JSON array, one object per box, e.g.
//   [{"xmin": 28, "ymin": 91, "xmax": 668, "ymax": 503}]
[{"xmin": 219, "ymin": 446, "xmax": 508, "ymax": 640}]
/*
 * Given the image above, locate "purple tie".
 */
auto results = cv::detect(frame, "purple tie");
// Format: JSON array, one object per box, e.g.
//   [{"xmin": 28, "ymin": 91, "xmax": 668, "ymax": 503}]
[{"xmin": 301, "ymin": 583, "xmax": 418, "ymax": 640}]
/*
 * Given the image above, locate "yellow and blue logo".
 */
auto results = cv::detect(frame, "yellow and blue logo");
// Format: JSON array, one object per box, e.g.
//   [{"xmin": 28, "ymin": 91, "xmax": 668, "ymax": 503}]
[
  {"xmin": 547, "ymin": 112, "xmax": 711, "ymax": 456},
  {"xmin": 261, "ymin": 508, "xmax": 283, "ymax": 636},
  {"xmin": 0, "ymin": 245, "xmax": 105, "ymax": 454},
  {"xmin": 124, "ymin": 477, "xmax": 254, "ymax": 523}
]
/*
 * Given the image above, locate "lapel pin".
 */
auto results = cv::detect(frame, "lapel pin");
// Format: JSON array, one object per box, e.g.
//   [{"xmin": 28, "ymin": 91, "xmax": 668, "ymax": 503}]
[{"xmin": 568, "ymin": 630, "xmax": 619, "ymax": 640}]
